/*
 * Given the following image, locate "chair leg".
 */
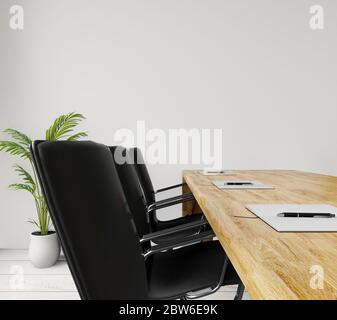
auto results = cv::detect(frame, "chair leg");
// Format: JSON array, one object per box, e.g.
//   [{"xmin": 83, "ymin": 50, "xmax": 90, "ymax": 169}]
[
  {"xmin": 234, "ymin": 282, "xmax": 245, "ymax": 300},
  {"xmin": 192, "ymin": 199, "xmax": 196, "ymax": 213}
]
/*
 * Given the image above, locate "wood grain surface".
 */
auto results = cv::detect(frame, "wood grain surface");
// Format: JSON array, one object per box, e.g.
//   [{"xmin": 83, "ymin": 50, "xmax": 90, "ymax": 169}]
[{"xmin": 183, "ymin": 170, "xmax": 337, "ymax": 300}]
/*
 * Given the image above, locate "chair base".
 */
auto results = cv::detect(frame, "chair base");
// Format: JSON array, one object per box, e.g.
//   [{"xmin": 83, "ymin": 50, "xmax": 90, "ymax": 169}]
[
  {"xmin": 182, "ymin": 282, "xmax": 245, "ymax": 300},
  {"xmin": 234, "ymin": 282, "xmax": 245, "ymax": 300}
]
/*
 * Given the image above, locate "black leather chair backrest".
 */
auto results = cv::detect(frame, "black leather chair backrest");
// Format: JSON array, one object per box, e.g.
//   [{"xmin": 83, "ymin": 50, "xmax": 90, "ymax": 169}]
[
  {"xmin": 129, "ymin": 147, "xmax": 156, "ymax": 205},
  {"xmin": 31, "ymin": 141, "xmax": 148, "ymax": 299},
  {"xmin": 128, "ymin": 147, "xmax": 158, "ymax": 230},
  {"xmin": 109, "ymin": 146, "xmax": 151, "ymax": 240}
]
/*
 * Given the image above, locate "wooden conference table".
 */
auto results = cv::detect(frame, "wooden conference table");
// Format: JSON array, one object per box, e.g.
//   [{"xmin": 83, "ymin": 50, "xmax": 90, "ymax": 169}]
[{"xmin": 182, "ymin": 170, "xmax": 337, "ymax": 300}]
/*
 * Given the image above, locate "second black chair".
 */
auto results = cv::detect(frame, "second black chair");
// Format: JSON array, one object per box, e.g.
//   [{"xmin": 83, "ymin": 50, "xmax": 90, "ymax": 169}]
[
  {"xmin": 128, "ymin": 147, "xmax": 205, "ymax": 233},
  {"xmin": 110, "ymin": 146, "xmax": 206, "ymax": 244}
]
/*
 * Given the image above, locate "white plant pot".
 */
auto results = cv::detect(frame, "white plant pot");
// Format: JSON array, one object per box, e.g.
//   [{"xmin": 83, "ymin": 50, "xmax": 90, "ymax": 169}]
[{"xmin": 29, "ymin": 231, "xmax": 60, "ymax": 268}]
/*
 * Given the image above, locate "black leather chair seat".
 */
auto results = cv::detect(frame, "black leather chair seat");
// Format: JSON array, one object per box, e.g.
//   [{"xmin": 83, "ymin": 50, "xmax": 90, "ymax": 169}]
[{"xmin": 147, "ymin": 241, "xmax": 240, "ymax": 299}]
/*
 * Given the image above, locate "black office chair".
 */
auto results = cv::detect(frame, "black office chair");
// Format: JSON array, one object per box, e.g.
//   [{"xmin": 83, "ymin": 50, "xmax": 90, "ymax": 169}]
[
  {"xmin": 127, "ymin": 147, "xmax": 204, "ymax": 232},
  {"xmin": 31, "ymin": 140, "xmax": 244, "ymax": 300},
  {"xmin": 110, "ymin": 146, "xmax": 244, "ymax": 297},
  {"xmin": 110, "ymin": 146, "xmax": 207, "ymax": 244}
]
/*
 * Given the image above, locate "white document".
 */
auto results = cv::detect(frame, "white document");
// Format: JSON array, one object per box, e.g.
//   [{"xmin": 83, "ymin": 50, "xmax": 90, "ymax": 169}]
[
  {"xmin": 213, "ymin": 180, "xmax": 273, "ymax": 189},
  {"xmin": 246, "ymin": 204, "xmax": 337, "ymax": 232}
]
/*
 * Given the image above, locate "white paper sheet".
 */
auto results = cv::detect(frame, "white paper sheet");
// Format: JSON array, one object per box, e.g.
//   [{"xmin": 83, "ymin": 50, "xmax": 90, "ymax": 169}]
[
  {"xmin": 246, "ymin": 204, "xmax": 337, "ymax": 232},
  {"xmin": 213, "ymin": 180, "xmax": 274, "ymax": 189}
]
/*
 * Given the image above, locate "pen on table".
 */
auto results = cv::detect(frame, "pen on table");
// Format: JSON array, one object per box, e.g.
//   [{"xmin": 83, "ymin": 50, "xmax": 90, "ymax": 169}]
[
  {"xmin": 225, "ymin": 182, "xmax": 252, "ymax": 186},
  {"xmin": 277, "ymin": 212, "xmax": 335, "ymax": 218}
]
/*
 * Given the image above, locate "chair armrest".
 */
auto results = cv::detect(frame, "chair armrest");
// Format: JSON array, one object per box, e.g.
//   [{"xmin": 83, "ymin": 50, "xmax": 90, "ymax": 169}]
[
  {"xmin": 155, "ymin": 182, "xmax": 187, "ymax": 194},
  {"xmin": 142, "ymin": 229, "xmax": 215, "ymax": 259},
  {"xmin": 140, "ymin": 219, "xmax": 209, "ymax": 243},
  {"xmin": 147, "ymin": 193, "xmax": 194, "ymax": 211},
  {"xmin": 152, "ymin": 192, "xmax": 194, "ymax": 206},
  {"xmin": 147, "ymin": 193, "xmax": 195, "ymax": 213}
]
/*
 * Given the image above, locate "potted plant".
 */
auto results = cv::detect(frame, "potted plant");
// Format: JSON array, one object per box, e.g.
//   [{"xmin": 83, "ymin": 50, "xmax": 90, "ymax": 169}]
[{"xmin": 0, "ymin": 112, "xmax": 87, "ymax": 268}]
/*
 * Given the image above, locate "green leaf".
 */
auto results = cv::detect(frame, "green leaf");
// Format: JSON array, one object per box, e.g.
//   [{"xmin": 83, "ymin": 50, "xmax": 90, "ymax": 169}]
[
  {"xmin": 28, "ymin": 219, "xmax": 40, "ymax": 229},
  {"xmin": 45, "ymin": 112, "xmax": 86, "ymax": 141},
  {"xmin": 1, "ymin": 112, "xmax": 87, "ymax": 235},
  {"xmin": 3, "ymin": 129, "xmax": 32, "ymax": 147},
  {"xmin": 9, "ymin": 183, "xmax": 35, "ymax": 195},
  {"xmin": 67, "ymin": 131, "xmax": 88, "ymax": 141},
  {"xmin": 13, "ymin": 165, "xmax": 36, "ymax": 191},
  {"xmin": 35, "ymin": 196, "xmax": 50, "ymax": 235},
  {"xmin": 0, "ymin": 141, "xmax": 31, "ymax": 160}
]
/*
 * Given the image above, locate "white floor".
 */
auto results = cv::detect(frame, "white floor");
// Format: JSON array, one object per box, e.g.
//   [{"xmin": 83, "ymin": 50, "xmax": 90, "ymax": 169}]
[{"xmin": 0, "ymin": 250, "xmax": 250, "ymax": 300}]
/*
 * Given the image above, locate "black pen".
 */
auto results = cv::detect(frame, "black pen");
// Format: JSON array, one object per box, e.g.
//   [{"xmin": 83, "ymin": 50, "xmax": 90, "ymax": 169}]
[
  {"xmin": 225, "ymin": 182, "xmax": 252, "ymax": 186},
  {"xmin": 207, "ymin": 171, "xmax": 224, "ymax": 173},
  {"xmin": 277, "ymin": 212, "xmax": 335, "ymax": 218}
]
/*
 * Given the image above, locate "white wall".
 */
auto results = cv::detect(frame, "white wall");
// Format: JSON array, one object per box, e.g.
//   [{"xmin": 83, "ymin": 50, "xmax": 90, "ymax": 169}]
[{"xmin": 1, "ymin": 0, "xmax": 337, "ymax": 248}]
